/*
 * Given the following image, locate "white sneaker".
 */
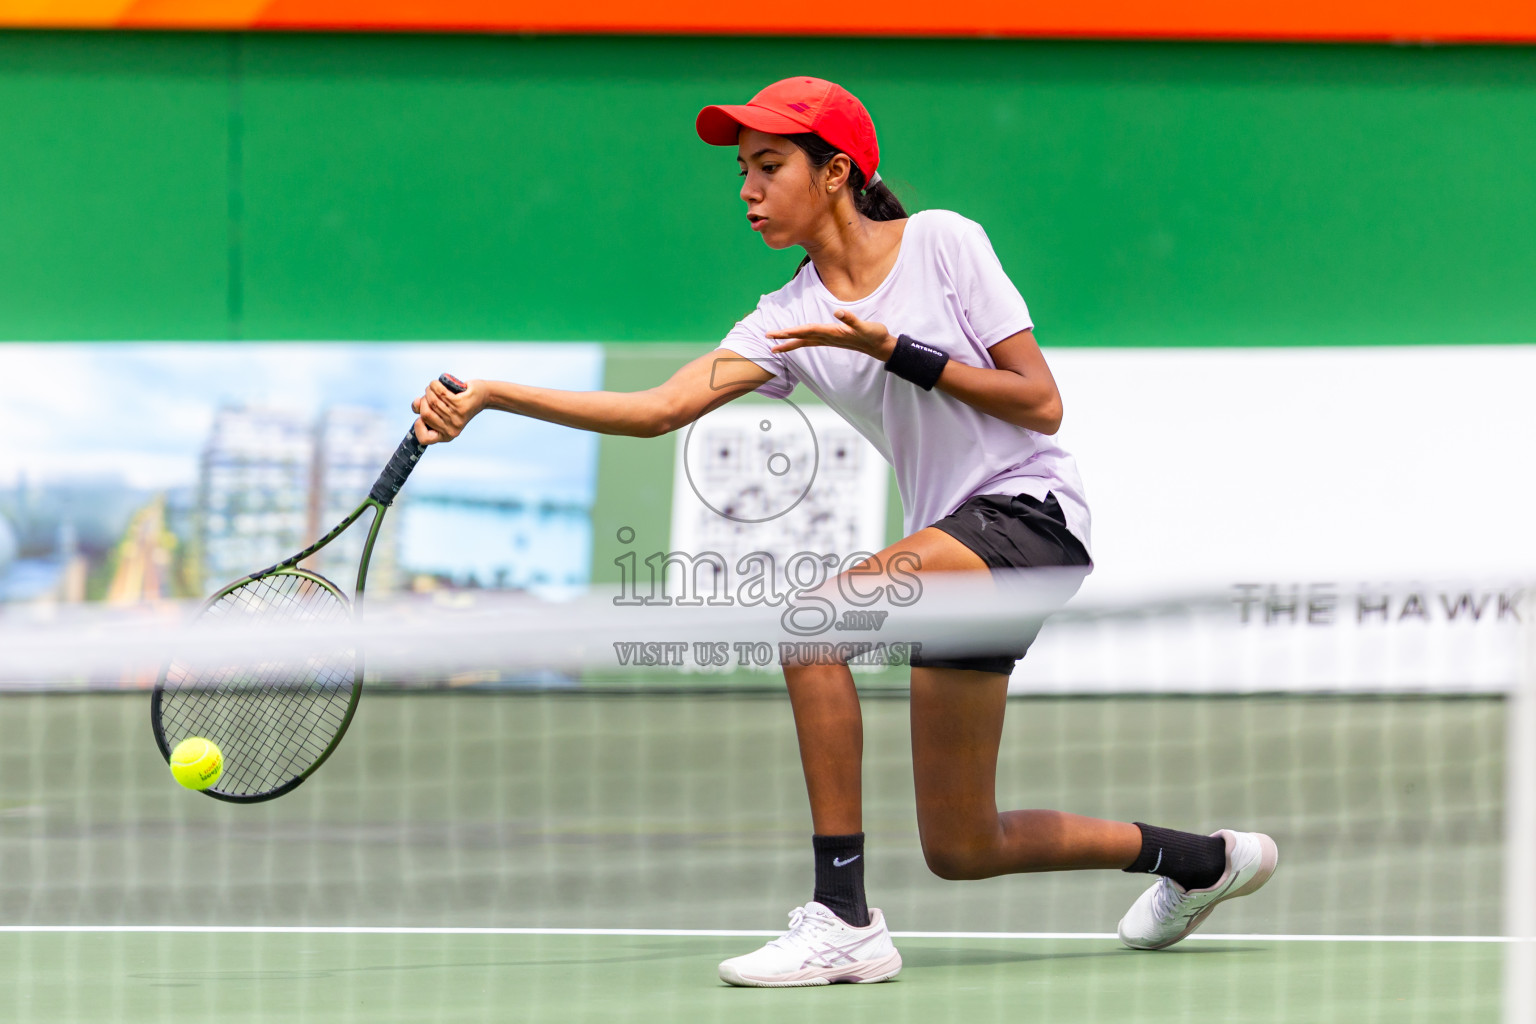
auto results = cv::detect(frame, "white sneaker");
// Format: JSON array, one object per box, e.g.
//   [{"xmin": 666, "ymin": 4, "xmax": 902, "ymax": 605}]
[
  {"xmin": 718, "ymin": 902, "xmax": 903, "ymax": 987},
  {"xmin": 1118, "ymin": 829, "xmax": 1279, "ymax": 950}
]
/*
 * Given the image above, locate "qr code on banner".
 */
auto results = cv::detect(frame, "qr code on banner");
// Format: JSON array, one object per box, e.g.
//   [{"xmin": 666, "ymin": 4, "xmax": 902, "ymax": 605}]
[{"xmin": 668, "ymin": 401, "xmax": 889, "ymax": 601}]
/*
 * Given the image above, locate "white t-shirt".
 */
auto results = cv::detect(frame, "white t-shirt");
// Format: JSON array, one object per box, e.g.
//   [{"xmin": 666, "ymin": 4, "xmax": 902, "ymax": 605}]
[{"xmin": 720, "ymin": 208, "xmax": 1092, "ymax": 553}]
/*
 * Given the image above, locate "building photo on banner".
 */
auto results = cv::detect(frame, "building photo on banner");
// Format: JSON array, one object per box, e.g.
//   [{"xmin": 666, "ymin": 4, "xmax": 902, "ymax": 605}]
[
  {"xmin": 0, "ymin": 343, "xmax": 601, "ymax": 608},
  {"xmin": 0, "ymin": 11, "xmax": 1534, "ymax": 1024}
]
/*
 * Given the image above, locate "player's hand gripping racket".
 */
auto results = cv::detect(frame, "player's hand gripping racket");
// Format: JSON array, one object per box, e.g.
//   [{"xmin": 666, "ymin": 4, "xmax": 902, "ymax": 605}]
[{"xmin": 150, "ymin": 374, "xmax": 467, "ymax": 802}]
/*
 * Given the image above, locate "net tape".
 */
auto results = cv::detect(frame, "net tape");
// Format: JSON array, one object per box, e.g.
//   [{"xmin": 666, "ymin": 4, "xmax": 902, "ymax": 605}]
[{"xmin": 0, "ymin": 570, "xmax": 1528, "ymax": 694}]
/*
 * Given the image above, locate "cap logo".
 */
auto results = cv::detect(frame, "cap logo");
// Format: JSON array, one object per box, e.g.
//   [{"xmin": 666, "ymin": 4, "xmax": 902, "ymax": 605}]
[{"xmin": 786, "ymin": 102, "xmax": 812, "ymax": 114}]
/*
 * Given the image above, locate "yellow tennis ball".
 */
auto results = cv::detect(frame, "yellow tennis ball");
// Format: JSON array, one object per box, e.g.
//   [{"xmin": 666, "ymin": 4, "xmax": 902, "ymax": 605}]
[{"xmin": 170, "ymin": 737, "xmax": 223, "ymax": 791}]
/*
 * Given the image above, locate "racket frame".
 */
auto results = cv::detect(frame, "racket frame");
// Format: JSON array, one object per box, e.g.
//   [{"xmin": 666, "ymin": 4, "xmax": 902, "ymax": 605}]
[
  {"xmin": 151, "ymin": 373, "xmax": 463, "ymax": 803},
  {"xmin": 150, "ymin": 502, "xmax": 381, "ymax": 803}
]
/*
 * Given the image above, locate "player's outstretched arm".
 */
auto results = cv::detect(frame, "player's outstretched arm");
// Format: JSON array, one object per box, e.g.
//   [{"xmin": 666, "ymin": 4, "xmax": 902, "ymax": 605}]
[{"xmin": 412, "ymin": 349, "xmax": 774, "ymax": 444}]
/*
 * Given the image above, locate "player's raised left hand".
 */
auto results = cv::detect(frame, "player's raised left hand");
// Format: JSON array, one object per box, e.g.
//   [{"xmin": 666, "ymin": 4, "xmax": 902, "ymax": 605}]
[
  {"xmin": 414, "ymin": 377, "xmax": 485, "ymax": 444},
  {"xmin": 766, "ymin": 310, "xmax": 898, "ymax": 361}
]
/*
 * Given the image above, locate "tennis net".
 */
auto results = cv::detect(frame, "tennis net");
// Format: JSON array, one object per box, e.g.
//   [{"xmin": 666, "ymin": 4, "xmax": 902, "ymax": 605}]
[{"xmin": 0, "ymin": 579, "xmax": 1529, "ymax": 1023}]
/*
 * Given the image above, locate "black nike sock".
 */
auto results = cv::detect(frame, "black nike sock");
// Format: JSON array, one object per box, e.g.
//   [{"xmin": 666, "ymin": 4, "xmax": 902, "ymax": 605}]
[
  {"xmin": 1122, "ymin": 823, "xmax": 1227, "ymax": 891},
  {"xmin": 812, "ymin": 832, "xmax": 871, "ymax": 927}
]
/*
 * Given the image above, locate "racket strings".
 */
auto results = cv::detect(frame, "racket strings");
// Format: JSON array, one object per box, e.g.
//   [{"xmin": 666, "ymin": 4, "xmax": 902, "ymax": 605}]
[
  {"xmin": 165, "ymin": 595, "xmax": 349, "ymax": 796},
  {"xmin": 212, "ymin": 576, "xmax": 354, "ymax": 792},
  {"xmin": 182, "ymin": 581, "xmax": 352, "ymax": 795},
  {"xmin": 158, "ymin": 572, "xmax": 356, "ymax": 798}
]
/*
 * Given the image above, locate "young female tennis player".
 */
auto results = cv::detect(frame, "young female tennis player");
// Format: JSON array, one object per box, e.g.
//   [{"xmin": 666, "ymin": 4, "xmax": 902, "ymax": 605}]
[{"xmin": 411, "ymin": 76, "xmax": 1277, "ymax": 987}]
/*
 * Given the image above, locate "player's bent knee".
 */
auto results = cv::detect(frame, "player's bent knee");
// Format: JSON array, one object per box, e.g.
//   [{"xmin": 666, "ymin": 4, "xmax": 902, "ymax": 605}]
[{"xmin": 920, "ymin": 840, "xmax": 995, "ymax": 881}]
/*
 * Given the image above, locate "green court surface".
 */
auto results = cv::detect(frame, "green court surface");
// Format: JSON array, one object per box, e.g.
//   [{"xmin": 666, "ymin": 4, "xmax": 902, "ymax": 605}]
[
  {"xmin": 0, "ymin": 690, "xmax": 1509, "ymax": 1021},
  {"xmin": 0, "ymin": 932, "xmax": 1501, "ymax": 1023}
]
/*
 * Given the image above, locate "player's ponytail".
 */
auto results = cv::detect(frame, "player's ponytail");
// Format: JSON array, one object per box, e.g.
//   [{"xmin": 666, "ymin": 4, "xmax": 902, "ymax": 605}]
[
  {"xmin": 786, "ymin": 133, "xmax": 908, "ymax": 273},
  {"xmin": 854, "ymin": 176, "xmax": 907, "ymax": 222}
]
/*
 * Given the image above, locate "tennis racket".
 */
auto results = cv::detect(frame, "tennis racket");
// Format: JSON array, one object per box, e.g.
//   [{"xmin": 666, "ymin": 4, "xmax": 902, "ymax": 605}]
[{"xmin": 150, "ymin": 373, "xmax": 466, "ymax": 802}]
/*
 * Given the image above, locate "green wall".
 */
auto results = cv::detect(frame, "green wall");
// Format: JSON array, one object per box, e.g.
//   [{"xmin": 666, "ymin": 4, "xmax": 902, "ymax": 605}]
[{"xmin": 1, "ymin": 32, "xmax": 1533, "ymax": 346}]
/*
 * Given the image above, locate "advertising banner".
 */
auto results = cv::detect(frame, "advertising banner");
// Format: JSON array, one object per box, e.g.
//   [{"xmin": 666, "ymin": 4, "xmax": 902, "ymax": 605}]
[
  {"xmin": 1023, "ymin": 345, "xmax": 1536, "ymax": 693},
  {"xmin": 4, "ymin": 342, "xmax": 1533, "ymax": 693}
]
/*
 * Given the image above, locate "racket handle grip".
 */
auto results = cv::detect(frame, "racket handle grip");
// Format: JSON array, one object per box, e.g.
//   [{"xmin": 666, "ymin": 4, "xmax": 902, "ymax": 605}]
[{"xmin": 369, "ymin": 374, "xmax": 467, "ymax": 506}]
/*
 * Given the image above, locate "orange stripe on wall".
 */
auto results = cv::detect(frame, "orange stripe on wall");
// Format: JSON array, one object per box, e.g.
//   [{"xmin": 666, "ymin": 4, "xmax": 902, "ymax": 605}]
[
  {"xmin": 3, "ymin": 0, "xmax": 1535, "ymax": 40},
  {"xmin": 117, "ymin": 0, "xmax": 270, "ymax": 28},
  {"xmin": 0, "ymin": 0, "xmax": 136, "ymax": 27}
]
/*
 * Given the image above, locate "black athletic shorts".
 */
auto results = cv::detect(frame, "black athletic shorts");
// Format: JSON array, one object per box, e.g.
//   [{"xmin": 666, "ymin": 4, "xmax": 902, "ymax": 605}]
[{"xmin": 910, "ymin": 491, "xmax": 1092, "ymax": 676}]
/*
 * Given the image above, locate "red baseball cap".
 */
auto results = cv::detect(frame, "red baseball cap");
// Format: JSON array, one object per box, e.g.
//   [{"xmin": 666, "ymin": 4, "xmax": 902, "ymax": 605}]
[{"xmin": 696, "ymin": 77, "xmax": 880, "ymax": 183}]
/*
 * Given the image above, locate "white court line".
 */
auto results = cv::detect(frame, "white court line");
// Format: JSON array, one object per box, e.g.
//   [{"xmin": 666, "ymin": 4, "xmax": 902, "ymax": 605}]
[{"xmin": 0, "ymin": 926, "xmax": 1515, "ymax": 942}]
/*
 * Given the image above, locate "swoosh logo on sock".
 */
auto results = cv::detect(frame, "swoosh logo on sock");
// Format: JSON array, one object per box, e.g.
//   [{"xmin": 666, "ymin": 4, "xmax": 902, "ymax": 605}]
[
  {"xmin": 833, "ymin": 855, "xmax": 861, "ymax": 868},
  {"xmin": 1150, "ymin": 849, "xmax": 1163, "ymax": 874}
]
